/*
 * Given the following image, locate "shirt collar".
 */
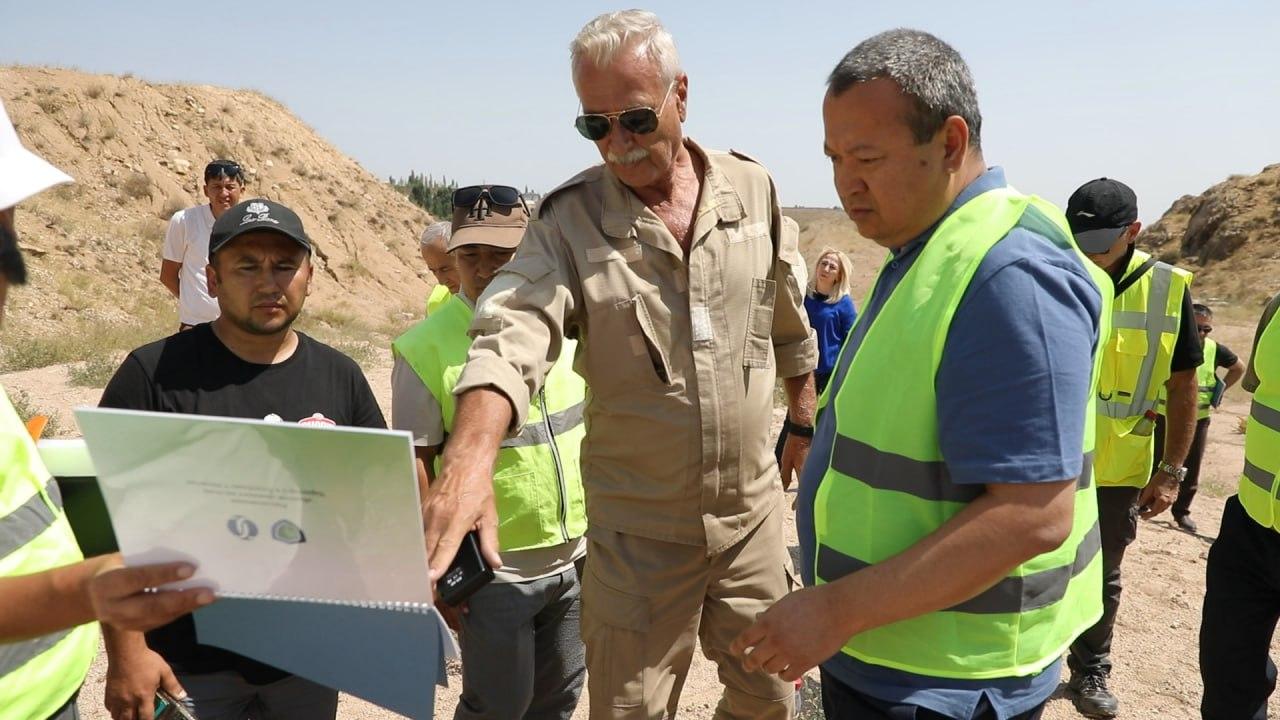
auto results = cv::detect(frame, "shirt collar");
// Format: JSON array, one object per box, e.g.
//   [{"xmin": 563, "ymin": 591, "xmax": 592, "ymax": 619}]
[
  {"xmin": 600, "ymin": 138, "xmax": 744, "ymax": 240},
  {"xmin": 891, "ymin": 166, "xmax": 1008, "ymax": 258}
]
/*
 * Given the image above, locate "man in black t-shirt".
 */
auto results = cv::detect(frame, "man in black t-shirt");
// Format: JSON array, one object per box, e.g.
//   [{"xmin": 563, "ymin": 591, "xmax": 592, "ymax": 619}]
[
  {"xmin": 99, "ymin": 199, "xmax": 384, "ymax": 720},
  {"xmin": 1153, "ymin": 304, "xmax": 1248, "ymax": 532}
]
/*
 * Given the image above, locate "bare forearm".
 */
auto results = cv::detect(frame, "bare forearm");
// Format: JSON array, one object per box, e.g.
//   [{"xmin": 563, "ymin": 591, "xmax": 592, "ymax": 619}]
[
  {"xmin": 0, "ymin": 555, "xmax": 112, "ymax": 641},
  {"xmin": 783, "ymin": 372, "xmax": 817, "ymax": 426},
  {"xmin": 1224, "ymin": 361, "xmax": 1246, "ymax": 391},
  {"xmin": 439, "ymin": 388, "xmax": 511, "ymax": 478},
  {"xmin": 1163, "ymin": 369, "xmax": 1198, "ymax": 465},
  {"xmin": 824, "ymin": 480, "xmax": 1075, "ymax": 639},
  {"xmin": 103, "ymin": 622, "xmax": 149, "ymax": 658}
]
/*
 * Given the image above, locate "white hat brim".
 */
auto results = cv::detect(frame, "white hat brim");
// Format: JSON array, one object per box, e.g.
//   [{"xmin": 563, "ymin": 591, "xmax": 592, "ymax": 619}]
[
  {"xmin": 0, "ymin": 99, "xmax": 74, "ymax": 210},
  {"xmin": 0, "ymin": 143, "xmax": 73, "ymax": 211}
]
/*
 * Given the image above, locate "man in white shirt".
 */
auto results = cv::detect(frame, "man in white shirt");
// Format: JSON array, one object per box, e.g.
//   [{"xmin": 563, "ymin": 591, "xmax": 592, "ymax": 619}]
[{"xmin": 160, "ymin": 160, "xmax": 244, "ymax": 330}]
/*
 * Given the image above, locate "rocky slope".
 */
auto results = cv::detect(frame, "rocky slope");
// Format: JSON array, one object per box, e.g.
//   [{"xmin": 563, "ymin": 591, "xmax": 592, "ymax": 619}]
[
  {"xmin": 1141, "ymin": 163, "xmax": 1280, "ymax": 306},
  {"xmin": 1, "ymin": 65, "xmax": 435, "ymax": 342}
]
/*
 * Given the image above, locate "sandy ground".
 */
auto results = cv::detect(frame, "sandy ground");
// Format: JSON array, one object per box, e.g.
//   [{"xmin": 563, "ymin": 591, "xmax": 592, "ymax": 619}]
[{"xmin": 5, "ymin": 313, "xmax": 1278, "ymax": 720}]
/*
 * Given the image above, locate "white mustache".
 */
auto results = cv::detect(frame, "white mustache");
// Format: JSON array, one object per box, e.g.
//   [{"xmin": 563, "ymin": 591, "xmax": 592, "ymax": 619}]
[{"xmin": 607, "ymin": 147, "xmax": 649, "ymax": 165}]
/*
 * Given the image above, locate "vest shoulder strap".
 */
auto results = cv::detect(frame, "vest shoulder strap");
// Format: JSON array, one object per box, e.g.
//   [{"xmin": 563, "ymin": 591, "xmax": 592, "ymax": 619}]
[{"xmin": 1115, "ymin": 255, "xmax": 1157, "ymax": 295}]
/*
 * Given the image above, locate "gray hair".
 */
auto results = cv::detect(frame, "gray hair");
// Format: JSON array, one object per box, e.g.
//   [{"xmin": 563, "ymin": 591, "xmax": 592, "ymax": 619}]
[
  {"xmin": 570, "ymin": 10, "xmax": 682, "ymax": 84},
  {"xmin": 827, "ymin": 29, "xmax": 982, "ymax": 150},
  {"xmin": 419, "ymin": 221, "xmax": 451, "ymax": 250}
]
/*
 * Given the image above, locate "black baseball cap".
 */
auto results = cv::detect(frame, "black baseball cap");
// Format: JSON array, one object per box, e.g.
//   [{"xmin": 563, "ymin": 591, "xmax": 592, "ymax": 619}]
[
  {"xmin": 209, "ymin": 198, "xmax": 312, "ymax": 255},
  {"xmin": 1066, "ymin": 178, "xmax": 1139, "ymax": 254}
]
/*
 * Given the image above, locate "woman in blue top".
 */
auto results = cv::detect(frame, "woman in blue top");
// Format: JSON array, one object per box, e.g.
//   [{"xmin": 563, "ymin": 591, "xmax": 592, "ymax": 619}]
[
  {"xmin": 805, "ymin": 247, "xmax": 857, "ymax": 392},
  {"xmin": 776, "ymin": 246, "xmax": 857, "ymax": 486}
]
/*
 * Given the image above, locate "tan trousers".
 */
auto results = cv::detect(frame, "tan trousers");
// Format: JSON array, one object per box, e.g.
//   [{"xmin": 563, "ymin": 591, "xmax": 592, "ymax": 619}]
[{"xmin": 581, "ymin": 502, "xmax": 793, "ymax": 720}]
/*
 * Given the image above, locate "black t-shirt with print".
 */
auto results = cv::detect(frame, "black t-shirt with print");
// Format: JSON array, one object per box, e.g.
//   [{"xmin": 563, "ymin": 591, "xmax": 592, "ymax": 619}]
[{"xmin": 99, "ymin": 323, "xmax": 385, "ymax": 684}]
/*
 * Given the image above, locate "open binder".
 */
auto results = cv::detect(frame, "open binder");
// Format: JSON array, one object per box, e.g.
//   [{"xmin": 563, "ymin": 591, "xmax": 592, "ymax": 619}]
[{"xmin": 46, "ymin": 407, "xmax": 457, "ymax": 719}]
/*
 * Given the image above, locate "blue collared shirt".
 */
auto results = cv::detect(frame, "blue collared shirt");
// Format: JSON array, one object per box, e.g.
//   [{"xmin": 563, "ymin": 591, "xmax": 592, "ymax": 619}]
[{"xmin": 795, "ymin": 168, "xmax": 1103, "ymax": 719}]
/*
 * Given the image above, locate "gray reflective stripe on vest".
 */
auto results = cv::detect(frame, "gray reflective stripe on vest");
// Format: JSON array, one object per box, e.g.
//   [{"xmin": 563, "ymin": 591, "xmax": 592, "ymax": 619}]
[
  {"xmin": 1078, "ymin": 452, "xmax": 1095, "ymax": 490},
  {"xmin": 500, "ymin": 402, "xmax": 585, "ymax": 449},
  {"xmin": 0, "ymin": 480, "xmax": 61, "ymax": 560},
  {"xmin": 1252, "ymin": 400, "xmax": 1280, "ymax": 435},
  {"xmin": 830, "ymin": 434, "xmax": 978, "ymax": 504},
  {"xmin": 1111, "ymin": 310, "xmax": 1178, "ymax": 333},
  {"xmin": 831, "ymin": 437, "xmax": 1095, "ymax": 501},
  {"xmin": 1109, "ymin": 263, "xmax": 1175, "ymax": 420},
  {"xmin": 0, "ymin": 627, "xmax": 73, "ymax": 677},
  {"xmin": 817, "ymin": 520, "xmax": 1102, "ymax": 615},
  {"xmin": 1243, "ymin": 459, "xmax": 1278, "ymax": 497}
]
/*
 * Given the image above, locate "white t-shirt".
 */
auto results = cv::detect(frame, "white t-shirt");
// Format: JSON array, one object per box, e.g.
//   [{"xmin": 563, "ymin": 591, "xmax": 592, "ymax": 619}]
[{"xmin": 161, "ymin": 204, "xmax": 219, "ymax": 325}]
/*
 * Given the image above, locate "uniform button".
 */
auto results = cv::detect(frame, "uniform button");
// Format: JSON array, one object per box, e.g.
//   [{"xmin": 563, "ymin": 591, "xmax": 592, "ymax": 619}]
[{"xmin": 890, "ymin": 261, "xmax": 899, "ymax": 270}]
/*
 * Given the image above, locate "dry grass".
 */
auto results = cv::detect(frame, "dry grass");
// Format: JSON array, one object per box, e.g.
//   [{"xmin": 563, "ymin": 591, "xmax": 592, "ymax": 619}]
[
  {"xmin": 68, "ymin": 354, "xmax": 120, "ymax": 388},
  {"xmin": 85, "ymin": 83, "xmax": 105, "ymax": 99},
  {"xmin": 6, "ymin": 389, "xmax": 64, "ymax": 438},
  {"xmin": 118, "ymin": 172, "xmax": 152, "ymax": 201},
  {"xmin": 207, "ymin": 137, "xmax": 233, "ymax": 159},
  {"xmin": 0, "ymin": 316, "xmax": 171, "ymax": 373}
]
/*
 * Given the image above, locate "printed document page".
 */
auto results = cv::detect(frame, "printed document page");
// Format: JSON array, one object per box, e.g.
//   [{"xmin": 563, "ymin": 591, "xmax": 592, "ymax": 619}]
[{"xmin": 75, "ymin": 407, "xmax": 431, "ymax": 606}]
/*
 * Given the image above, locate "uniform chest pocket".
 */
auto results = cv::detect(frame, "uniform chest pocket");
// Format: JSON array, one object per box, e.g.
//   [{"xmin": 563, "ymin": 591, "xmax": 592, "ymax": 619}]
[
  {"xmin": 744, "ymin": 278, "xmax": 776, "ymax": 370},
  {"xmin": 616, "ymin": 295, "xmax": 673, "ymax": 386}
]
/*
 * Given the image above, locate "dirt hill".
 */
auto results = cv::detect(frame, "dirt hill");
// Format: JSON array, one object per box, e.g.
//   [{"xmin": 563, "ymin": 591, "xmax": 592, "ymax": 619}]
[
  {"xmin": 0, "ymin": 65, "xmax": 435, "ymax": 357},
  {"xmin": 1140, "ymin": 163, "xmax": 1280, "ymax": 306}
]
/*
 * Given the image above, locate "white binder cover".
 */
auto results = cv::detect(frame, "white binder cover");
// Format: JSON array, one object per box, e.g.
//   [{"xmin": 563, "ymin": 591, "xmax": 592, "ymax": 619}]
[{"xmin": 75, "ymin": 407, "xmax": 456, "ymax": 719}]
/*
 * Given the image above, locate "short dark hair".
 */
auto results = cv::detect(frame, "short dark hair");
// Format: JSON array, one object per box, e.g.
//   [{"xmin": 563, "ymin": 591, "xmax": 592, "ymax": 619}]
[
  {"xmin": 827, "ymin": 28, "xmax": 983, "ymax": 150},
  {"xmin": 1193, "ymin": 303, "xmax": 1213, "ymax": 318},
  {"xmin": 0, "ymin": 222, "xmax": 26, "ymax": 285},
  {"xmin": 204, "ymin": 159, "xmax": 245, "ymax": 184}
]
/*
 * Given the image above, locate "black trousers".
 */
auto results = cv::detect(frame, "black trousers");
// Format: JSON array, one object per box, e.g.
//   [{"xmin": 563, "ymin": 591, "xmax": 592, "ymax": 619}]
[
  {"xmin": 1200, "ymin": 496, "xmax": 1280, "ymax": 720},
  {"xmin": 1152, "ymin": 414, "xmax": 1211, "ymax": 519},
  {"xmin": 819, "ymin": 668, "xmax": 1046, "ymax": 719},
  {"xmin": 1068, "ymin": 486, "xmax": 1141, "ymax": 676}
]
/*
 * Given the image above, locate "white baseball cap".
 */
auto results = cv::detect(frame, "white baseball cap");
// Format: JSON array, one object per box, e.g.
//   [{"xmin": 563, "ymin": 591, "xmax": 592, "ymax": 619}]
[{"xmin": 0, "ymin": 99, "xmax": 73, "ymax": 210}]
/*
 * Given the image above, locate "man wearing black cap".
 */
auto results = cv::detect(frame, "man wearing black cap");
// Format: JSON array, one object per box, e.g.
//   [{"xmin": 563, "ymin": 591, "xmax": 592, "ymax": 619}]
[
  {"xmin": 98, "ymin": 199, "xmax": 384, "ymax": 720},
  {"xmin": 160, "ymin": 160, "xmax": 245, "ymax": 330},
  {"xmin": 1065, "ymin": 178, "xmax": 1201, "ymax": 717}
]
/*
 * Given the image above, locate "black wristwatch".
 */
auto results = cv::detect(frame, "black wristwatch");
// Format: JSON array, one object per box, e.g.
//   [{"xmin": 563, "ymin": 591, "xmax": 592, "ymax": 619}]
[{"xmin": 783, "ymin": 416, "xmax": 814, "ymax": 439}]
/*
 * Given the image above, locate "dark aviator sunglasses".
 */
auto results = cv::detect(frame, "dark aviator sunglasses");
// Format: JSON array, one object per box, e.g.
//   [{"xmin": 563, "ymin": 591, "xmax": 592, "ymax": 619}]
[
  {"xmin": 574, "ymin": 82, "xmax": 675, "ymax": 142},
  {"xmin": 453, "ymin": 185, "xmax": 524, "ymax": 209}
]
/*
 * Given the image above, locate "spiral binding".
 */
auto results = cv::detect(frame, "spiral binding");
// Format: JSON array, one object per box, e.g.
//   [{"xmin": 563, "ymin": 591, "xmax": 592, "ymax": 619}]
[{"xmin": 215, "ymin": 591, "xmax": 433, "ymax": 614}]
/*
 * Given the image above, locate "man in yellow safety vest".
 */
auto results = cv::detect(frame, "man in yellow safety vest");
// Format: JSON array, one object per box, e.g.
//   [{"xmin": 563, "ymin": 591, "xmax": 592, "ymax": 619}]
[
  {"xmin": 0, "ymin": 99, "xmax": 212, "ymax": 720},
  {"xmin": 1066, "ymin": 177, "xmax": 1203, "ymax": 717}
]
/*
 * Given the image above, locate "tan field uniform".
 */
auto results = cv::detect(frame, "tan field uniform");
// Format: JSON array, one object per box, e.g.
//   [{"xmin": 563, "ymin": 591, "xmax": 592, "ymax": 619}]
[{"xmin": 456, "ymin": 139, "xmax": 816, "ymax": 719}]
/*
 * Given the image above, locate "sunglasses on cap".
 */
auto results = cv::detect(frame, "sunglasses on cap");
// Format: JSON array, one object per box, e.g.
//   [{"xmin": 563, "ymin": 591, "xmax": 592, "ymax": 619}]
[
  {"xmin": 453, "ymin": 185, "xmax": 524, "ymax": 209},
  {"xmin": 204, "ymin": 160, "xmax": 243, "ymax": 181},
  {"xmin": 1197, "ymin": 325, "xmax": 1213, "ymax": 333},
  {"xmin": 574, "ymin": 81, "xmax": 675, "ymax": 142}
]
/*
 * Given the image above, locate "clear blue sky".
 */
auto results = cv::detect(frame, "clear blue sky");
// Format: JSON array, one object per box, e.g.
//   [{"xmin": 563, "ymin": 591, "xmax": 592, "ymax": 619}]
[{"xmin": 5, "ymin": 1, "xmax": 1279, "ymax": 222}]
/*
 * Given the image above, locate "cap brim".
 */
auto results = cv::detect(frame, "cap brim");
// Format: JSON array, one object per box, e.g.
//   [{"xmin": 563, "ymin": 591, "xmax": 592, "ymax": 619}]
[
  {"xmin": 0, "ymin": 145, "xmax": 73, "ymax": 210},
  {"xmin": 447, "ymin": 225, "xmax": 524, "ymax": 251},
  {"xmin": 210, "ymin": 226, "xmax": 311, "ymax": 255},
  {"xmin": 1073, "ymin": 226, "xmax": 1127, "ymax": 254}
]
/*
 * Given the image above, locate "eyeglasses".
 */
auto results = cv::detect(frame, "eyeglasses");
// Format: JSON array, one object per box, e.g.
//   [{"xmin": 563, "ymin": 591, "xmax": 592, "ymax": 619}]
[
  {"xmin": 453, "ymin": 185, "xmax": 524, "ymax": 209},
  {"xmin": 1197, "ymin": 325, "xmax": 1213, "ymax": 333},
  {"xmin": 574, "ymin": 82, "xmax": 675, "ymax": 141},
  {"xmin": 204, "ymin": 161, "xmax": 243, "ymax": 181}
]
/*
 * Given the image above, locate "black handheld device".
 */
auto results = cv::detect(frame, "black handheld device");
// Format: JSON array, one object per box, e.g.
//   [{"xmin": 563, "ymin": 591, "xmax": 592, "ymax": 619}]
[{"xmin": 438, "ymin": 529, "xmax": 495, "ymax": 606}]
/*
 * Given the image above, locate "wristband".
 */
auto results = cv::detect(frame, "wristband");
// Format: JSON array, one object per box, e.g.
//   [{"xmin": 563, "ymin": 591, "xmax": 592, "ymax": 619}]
[{"xmin": 783, "ymin": 416, "xmax": 814, "ymax": 439}]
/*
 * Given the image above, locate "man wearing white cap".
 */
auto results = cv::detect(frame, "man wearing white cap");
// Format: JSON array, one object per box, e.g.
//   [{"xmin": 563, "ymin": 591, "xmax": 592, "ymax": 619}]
[{"xmin": 0, "ymin": 99, "xmax": 212, "ymax": 720}]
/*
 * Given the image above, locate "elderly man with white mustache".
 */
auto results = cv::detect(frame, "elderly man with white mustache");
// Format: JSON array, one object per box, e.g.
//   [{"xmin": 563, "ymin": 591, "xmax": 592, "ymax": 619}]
[{"xmin": 420, "ymin": 9, "xmax": 818, "ymax": 719}]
